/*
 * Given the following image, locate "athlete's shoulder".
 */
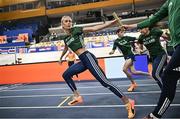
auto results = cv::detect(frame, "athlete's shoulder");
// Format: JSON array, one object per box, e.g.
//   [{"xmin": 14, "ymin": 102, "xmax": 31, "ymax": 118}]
[
  {"xmin": 125, "ymin": 36, "xmax": 136, "ymax": 40},
  {"xmin": 71, "ymin": 27, "xmax": 83, "ymax": 34}
]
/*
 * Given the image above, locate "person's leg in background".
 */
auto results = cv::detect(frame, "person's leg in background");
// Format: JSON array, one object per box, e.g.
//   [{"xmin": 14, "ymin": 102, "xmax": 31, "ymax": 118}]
[
  {"xmin": 147, "ymin": 56, "xmax": 153, "ymax": 75},
  {"xmin": 130, "ymin": 65, "xmax": 153, "ymax": 80},
  {"xmin": 122, "ymin": 59, "xmax": 138, "ymax": 92},
  {"xmin": 151, "ymin": 54, "xmax": 167, "ymax": 90}
]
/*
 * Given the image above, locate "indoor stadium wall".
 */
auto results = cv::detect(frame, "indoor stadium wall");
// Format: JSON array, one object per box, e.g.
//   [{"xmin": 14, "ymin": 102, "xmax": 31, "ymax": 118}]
[{"xmin": 0, "ymin": 50, "xmax": 148, "ymax": 84}]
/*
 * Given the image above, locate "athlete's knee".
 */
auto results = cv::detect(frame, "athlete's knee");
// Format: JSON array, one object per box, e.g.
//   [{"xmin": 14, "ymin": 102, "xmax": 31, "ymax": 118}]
[
  {"xmin": 62, "ymin": 72, "xmax": 67, "ymax": 79},
  {"xmin": 62, "ymin": 71, "xmax": 70, "ymax": 79},
  {"xmin": 163, "ymin": 68, "xmax": 179, "ymax": 83},
  {"xmin": 131, "ymin": 70, "xmax": 138, "ymax": 75},
  {"xmin": 123, "ymin": 68, "xmax": 128, "ymax": 73},
  {"xmin": 163, "ymin": 68, "xmax": 173, "ymax": 76}
]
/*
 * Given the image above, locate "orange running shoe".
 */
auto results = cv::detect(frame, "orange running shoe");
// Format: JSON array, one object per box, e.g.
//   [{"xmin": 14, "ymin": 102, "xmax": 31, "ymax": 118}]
[
  {"xmin": 128, "ymin": 83, "xmax": 137, "ymax": 92},
  {"xmin": 68, "ymin": 96, "xmax": 83, "ymax": 106},
  {"xmin": 126, "ymin": 99, "xmax": 135, "ymax": 119}
]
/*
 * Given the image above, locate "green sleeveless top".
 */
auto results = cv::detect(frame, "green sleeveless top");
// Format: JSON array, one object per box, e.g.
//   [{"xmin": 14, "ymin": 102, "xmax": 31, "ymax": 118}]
[{"xmin": 63, "ymin": 27, "xmax": 85, "ymax": 52}]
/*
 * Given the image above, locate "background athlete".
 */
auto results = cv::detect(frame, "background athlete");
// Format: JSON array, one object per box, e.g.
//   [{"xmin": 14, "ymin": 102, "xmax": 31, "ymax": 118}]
[
  {"xmin": 109, "ymin": 28, "xmax": 151, "ymax": 92},
  {"xmin": 123, "ymin": 0, "xmax": 180, "ymax": 118}
]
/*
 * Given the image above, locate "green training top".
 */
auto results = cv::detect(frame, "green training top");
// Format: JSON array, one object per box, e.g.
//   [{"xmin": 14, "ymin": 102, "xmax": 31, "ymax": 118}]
[
  {"xmin": 138, "ymin": 28, "xmax": 165, "ymax": 58},
  {"xmin": 112, "ymin": 36, "xmax": 136, "ymax": 57},
  {"xmin": 137, "ymin": 0, "xmax": 180, "ymax": 48},
  {"xmin": 63, "ymin": 27, "xmax": 85, "ymax": 52}
]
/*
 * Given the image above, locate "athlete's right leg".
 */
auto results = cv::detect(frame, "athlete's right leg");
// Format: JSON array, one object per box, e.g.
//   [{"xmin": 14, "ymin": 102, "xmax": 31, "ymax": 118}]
[
  {"xmin": 144, "ymin": 45, "xmax": 180, "ymax": 119},
  {"xmin": 123, "ymin": 59, "xmax": 137, "ymax": 92},
  {"xmin": 80, "ymin": 51, "xmax": 135, "ymax": 119},
  {"xmin": 62, "ymin": 61, "xmax": 87, "ymax": 105}
]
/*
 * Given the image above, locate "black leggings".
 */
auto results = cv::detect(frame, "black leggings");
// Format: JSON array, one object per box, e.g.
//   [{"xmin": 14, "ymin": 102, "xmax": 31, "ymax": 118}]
[
  {"xmin": 152, "ymin": 44, "xmax": 180, "ymax": 118},
  {"xmin": 62, "ymin": 51, "xmax": 125, "ymax": 98}
]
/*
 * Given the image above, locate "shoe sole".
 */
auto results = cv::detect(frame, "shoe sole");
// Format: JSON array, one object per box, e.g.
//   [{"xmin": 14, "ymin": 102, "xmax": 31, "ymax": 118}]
[
  {"xmin": 68, "ymin": 101, "xmax": 83, "ymax": 106},
  {"xmin": 68, "ymin": 97, "xmax": 83, "ymax": 106}
]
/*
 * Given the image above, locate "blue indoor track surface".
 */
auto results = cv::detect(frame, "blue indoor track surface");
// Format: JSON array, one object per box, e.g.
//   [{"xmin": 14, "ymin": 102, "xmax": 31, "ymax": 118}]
[{"xmin": 0, "ymin": 79, "xmax": 180, "ymax": 119}]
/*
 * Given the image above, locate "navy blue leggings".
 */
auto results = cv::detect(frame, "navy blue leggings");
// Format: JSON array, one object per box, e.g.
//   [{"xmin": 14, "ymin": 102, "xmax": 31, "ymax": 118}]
[
  {"xmin": 62, "ymin": 51, "xmax": 125, "ymax": 98},
  {"xmin": 152, "ymin": 52, "xmax": 167, "ymax": 89},
  {"xmin": 152, "ymin": 45, "xmax": 180, "ymax": 118}
]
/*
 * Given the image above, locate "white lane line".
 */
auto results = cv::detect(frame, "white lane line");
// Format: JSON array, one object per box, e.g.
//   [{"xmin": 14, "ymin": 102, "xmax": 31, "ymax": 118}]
[
  {"xmin": 0, "ymin": 90, "xmax": 180, "ymax": 99},
  {"xmin": 2, "ymin": 84, "xmax": 158, "ymax": 92},
  {"xmin": 2, "ymin": 79, "xmax": 179, "ymax": 92},
  {"xmin": 57, "ymin": 96, "xmax": 71, "ymax": 107},
  {"xmin": 60, "ymin": 104, "xmax": 180, "ymax": 108},
  {"xmin": 0, "ymin": 104, "xmax": 180, "ymax": 109},
  {"xmin": 0, "ymin": 84, "xmax": 28, "ymax": 92}
]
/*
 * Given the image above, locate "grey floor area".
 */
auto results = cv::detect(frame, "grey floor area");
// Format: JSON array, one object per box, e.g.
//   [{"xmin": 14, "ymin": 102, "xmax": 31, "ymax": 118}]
[{"xmin": 0, "ymin": 79, "xmax": 180, "ymax": 119}]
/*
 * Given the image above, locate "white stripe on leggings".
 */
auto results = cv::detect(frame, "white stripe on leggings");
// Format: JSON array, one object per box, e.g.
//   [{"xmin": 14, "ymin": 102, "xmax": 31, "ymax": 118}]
[
  {"xmin": 86, "ymin": 53, "xmax": 121, "ymax": 93},
  {"xmin": 86, "ymin": 53, "xmax": 124, "ymax": 96},
  {"xmin": 87, "ymin": 54, "xmax": 124, "ymax": 96},
  {"xmin": 155, "ymin": 54, "xmax": 167, "ymax": 86},
  {"xmin": 158, "ymin": 97, "xmax": 170, "ymax": 115},
  {"xmin": 159, "ymin": 98, "xmax": 170, "ymax": 115}
]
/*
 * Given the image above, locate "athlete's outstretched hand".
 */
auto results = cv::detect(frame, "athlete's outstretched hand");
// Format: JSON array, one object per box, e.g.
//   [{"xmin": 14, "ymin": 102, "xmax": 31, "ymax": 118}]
[
  {"xmin": 109, "ymin": 50, "xmax": 115, "ymax": 55},
  {"xmin": 122, "ymin": 24, "xmax": 137, "ymax": 30}
]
